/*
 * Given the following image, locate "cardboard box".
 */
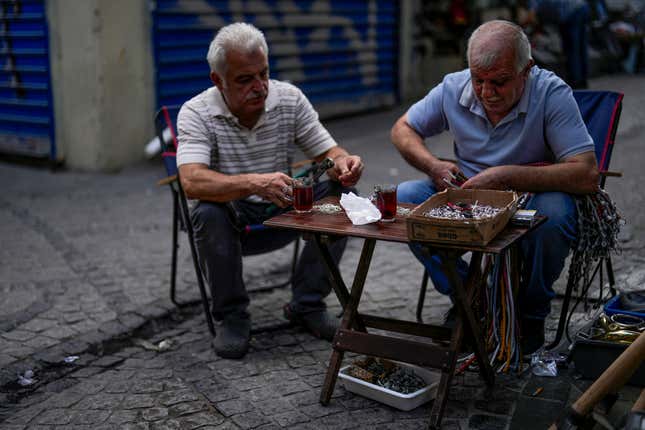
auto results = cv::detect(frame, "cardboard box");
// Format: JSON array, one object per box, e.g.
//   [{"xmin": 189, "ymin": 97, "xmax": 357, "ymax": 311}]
[{"xmin": 406, "ymin": 189, "xmax": 518, "ymax": 246}]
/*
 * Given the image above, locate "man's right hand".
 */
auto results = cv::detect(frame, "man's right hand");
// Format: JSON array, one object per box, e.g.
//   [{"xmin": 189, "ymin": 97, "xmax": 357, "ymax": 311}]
[
  {"xmin": 428, "ymin": 159, "xmax": 460, "ymax": 191},
  {"xmin": 252, "ymin": 172, "xmax": 294, "ymax": 207}
]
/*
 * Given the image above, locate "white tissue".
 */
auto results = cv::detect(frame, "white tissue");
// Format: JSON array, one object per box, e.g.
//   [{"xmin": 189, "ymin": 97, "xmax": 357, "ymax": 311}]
[{"xmin": 340, "ymin": 192, "xmax": 382, "ymax": 225}]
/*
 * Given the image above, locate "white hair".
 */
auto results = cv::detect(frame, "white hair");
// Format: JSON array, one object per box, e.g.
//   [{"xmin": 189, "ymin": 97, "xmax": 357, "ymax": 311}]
[
  {"xmin": 206, "ymin": 23, "xmax": 269, "ymax": 75},
  {"xmin": 467, "ymin": 20, "xmax": 532, "ymax": 72}
]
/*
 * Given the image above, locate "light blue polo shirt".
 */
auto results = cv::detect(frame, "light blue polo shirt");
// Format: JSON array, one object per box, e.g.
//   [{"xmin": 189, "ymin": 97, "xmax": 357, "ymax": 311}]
[{"xmin": 407, "ymin": 66, "xmax": 594, "ymax": 178}]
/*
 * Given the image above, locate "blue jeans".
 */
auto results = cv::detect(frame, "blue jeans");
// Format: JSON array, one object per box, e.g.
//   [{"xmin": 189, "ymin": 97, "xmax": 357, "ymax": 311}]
[
  {"xmin": 398, "ymin": 179, "xmax": 577, "ymax": 320},
  {"xmin": 191, "ymin": 180, "xmax": 349, "ymax": 320}
]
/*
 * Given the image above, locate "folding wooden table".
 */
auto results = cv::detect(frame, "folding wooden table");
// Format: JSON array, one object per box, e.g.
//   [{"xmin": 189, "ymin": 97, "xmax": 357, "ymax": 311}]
[{"xmin": 265, "ymin": 196, "xmax": 542, "ymax": 429}]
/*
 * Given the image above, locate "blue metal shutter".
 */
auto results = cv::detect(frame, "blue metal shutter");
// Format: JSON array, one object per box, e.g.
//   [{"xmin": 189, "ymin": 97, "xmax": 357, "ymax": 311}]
[
  {"xmin": 0, "ymin": 0, "xmax": 55, "ymax": 159},
  {"xmin": 152, "ymin": 0, "xmax": 398, "ymax": 118}
]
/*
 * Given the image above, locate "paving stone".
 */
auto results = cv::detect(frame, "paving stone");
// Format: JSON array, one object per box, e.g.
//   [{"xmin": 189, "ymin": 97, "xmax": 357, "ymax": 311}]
[
  {"xmin": 131, "ymin": 380, "xmax": 165, "ymax": 394},
  {"xmin": 141, "ymin": 407, "xmax": 169, "ymax": 421},
  {"xmin": 119, "ymin": 313, "xmax": 147, "ymax": 330},
  {"xmin": 18, "ymin": 319, "xmax": 57, "ymax": 333},
  {"xmin": 71, "ymin": 409, "xmax": 111, "ymax": 425},
  {"xmin": 150, "ymin": 419, "xmax": 182, "ymax": 429},
  {"xmin": 300, "ymin": 402, "xmax": 346, "ymax": 419},
  {"xmin": 253, "ymin": 397, "xmax": 295, "ymax": 416},
  {"xmin": 167, "ymin": 401, "xmax": 208, "ymax": 417},
  {"xmin": 522, "ymin": 376, "xmax": 571, "ymax": 403},
  {"xmin": 274, "ymin": 379, "xmax": 311, "ymax": 396},
  {"xmin": 68, "ymin": 379, "xmax": 107, "ymax": 395},
  {"xmin": 230, "ymin": 411, "xmax": 272, "ymax": 429},
  {"xmin": 108, "ymin": 409, "xmax": 140, "ymax": 424},
  {"xmin": 468, "ymin": 414, "xmax": 509, "ymax": 430},
  {"xmin": 34, "ymin": 408, "xmax": 77, "ymax": 425},
  {"xmin": 215, "ymin": 398, "xmax": 255, "ymax": 417},
  {"xmin": 74, "ymin": 394, "xmax": 125, "ymax": 410},
  {"xmin": 122, "ymin": 394, "xmax": 157, "ymax": 410},
  {"xmin": 23, "ymin": 335, "xmax": 60, "ymax": 350},
  {"xmin": 179, "ymin": 411, "xmax": 226, "ymax": 428},
  {"xmin": 2, "ymin": 330, "xmax": 37, "ymax": 342},
  {"xmin": 93, "ymin": 355, "xmax": 126, "ymax": 368},
  {"xmin": 159, "ymin": 390, "xmax": 201, "ymax": 407},
  {"xmin": 105, "ymin": 380, "xmax": 132, "ymax": 394},
  {"xmin": 0, "ymin": 353, "xmax": 16, "ymax": 367},
  {"xmin": 41, "ymin": 325, "xmax": 78, "ymax": 340},
  {"xmin": 71, "ymin": 366, "xmax": 105, "ymax": 378},
  {"xmin": 2, "ymin": 405, "xmax": 45, "ymax": 425},
  {"xmin": 202, "ymin": 386, "xmax": 240, "ymax": 403},
  {"xmin": 45, "ymin": 392, "xmax": 84, "ymax": 408},
  {"xmin": 122, "ymin": 422, "xmax": 151, "ymax": 430},
  {"xmin": 510, "ymin": 396, "xmax": 565, "ymax": 429}
]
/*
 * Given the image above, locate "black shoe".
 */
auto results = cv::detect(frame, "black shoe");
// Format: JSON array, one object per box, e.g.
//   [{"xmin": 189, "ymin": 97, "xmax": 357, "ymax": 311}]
[
  {"xmin": 212, "ymin": 314, "xmax": 251, "ymax": 359},
  {"xmin": 520, "ymin": 318, "xmax": 545, "ymax": 356},
  {"xmin": 283, "ymin": 304, "xmax": 339, "ymax": 341}
]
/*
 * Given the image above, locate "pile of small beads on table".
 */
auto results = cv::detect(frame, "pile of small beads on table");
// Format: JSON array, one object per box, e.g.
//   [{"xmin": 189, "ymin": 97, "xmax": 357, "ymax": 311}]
[
  {"xmin": 424, "ymin": 201, "xmax": 501, "ymax": 220},
  {"xmin": 313, "ymin": 203, "xmax": 343, "ymax": 214}
]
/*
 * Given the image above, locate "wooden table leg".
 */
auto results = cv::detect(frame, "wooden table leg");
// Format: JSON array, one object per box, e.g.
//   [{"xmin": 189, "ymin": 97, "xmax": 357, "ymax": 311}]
[
  {"xmin": 319, "ymin": 238, "xmax": 376, "ymax": 405},
  {"xmin": 313, "ymin": 233, "xmax": 367, "ymax": 332},
  {"xmin": 429, "ymin": 313, "xmax": 464, "ymax": 429},
  {"xmin": 313, "ymin": 234, "xmax": 351, "ymax": 309},
  {"xmin": 429, "ymin": 251, "xmax": 490, "ymax": 428}
]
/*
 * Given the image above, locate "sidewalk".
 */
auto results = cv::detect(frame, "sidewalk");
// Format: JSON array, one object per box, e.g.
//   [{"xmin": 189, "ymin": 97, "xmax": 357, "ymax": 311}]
[{"xmin": 1, "ymin": 74, "xmax": 644, "ymax": 429}]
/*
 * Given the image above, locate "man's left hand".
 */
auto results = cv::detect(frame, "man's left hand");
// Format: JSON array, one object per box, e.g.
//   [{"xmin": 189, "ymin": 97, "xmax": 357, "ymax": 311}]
[{"xmin": 334, "ymin": 155, "xmax": 363, "ymax": 187}]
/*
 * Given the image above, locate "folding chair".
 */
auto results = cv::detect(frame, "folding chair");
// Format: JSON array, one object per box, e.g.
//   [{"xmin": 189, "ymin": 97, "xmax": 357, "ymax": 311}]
[
  {"xmin": 154, "ymin": 105, "xmax": 301, "ymax": 336},
  {"xmin": 415, "ymin": 90, "xmax": 625, "ymax": 343}
]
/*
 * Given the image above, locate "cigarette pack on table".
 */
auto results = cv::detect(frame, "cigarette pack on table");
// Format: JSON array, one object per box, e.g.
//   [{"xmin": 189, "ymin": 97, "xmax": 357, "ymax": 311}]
[{"xmin": 406, "ymin": 189, "xmax": 518, "ymax": 246}]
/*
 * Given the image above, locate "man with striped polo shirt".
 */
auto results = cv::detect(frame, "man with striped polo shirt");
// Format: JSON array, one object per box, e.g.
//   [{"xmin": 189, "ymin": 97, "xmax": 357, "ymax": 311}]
[{"xmin": 176, "ymin": 23, "xmax": 364, "ymax": 359}]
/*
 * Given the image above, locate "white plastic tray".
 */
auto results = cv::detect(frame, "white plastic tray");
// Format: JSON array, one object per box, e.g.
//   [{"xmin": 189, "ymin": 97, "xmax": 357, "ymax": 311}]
[{"xmin": 338, "ymin": 361, "xmax": 440, "ymax": 411}]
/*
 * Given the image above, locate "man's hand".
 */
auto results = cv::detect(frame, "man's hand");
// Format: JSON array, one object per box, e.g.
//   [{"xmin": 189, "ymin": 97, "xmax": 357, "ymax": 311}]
[
  {"xmin": 333, "ymin": 154, "xmax": 364, "ymax": 187},
  {"xmin": 252, "ymin": 172, "xmax": 294, "ymax": 207},
  {"xmin": 461, "ymin": 166, "xmax": 507, "ymax": 190},
  {"xmin": 428, "ymin": 159, "xmax": 461, "ymax": 191}
]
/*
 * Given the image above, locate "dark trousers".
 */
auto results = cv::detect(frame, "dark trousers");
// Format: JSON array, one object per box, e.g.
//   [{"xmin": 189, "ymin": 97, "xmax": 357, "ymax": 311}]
[
  {"xmin": 561, "ymin": 3, "xmax": 590, "ymax": 88},
  {"xmin": 190, "ymin": 180, "xmax": 350, "ymax": 321}
]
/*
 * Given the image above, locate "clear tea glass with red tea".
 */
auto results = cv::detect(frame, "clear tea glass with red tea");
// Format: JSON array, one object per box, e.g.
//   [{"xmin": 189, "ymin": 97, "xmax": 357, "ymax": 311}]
[
  {"xmin": 292, "ymin": 178, "xmax": 314, "ymax": 213},
  {"xmin": 374, "ymin": 184, "xmax": 397, "ymax": 222}
]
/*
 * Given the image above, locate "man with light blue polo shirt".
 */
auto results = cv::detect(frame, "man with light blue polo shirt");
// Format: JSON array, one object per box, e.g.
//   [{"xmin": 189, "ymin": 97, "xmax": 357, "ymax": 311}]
[{"xmin": 391, "ymin": 20, "xmax": 598, "ymax": 354}]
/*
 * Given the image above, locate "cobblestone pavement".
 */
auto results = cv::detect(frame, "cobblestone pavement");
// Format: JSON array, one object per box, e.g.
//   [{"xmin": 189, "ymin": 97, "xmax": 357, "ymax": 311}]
[{"xmin": 1, "ymin": 74, "xmax": 644, "ymax": 429}]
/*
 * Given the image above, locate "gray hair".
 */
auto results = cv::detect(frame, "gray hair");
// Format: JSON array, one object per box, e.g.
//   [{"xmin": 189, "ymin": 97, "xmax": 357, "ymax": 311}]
[
  {"xmin": 467, "ymin": 20, "xmax": 532, "ymax": 72},
  {"xmin": 206, "ymin": 23, "xmax": 269, "ymax": 75}
]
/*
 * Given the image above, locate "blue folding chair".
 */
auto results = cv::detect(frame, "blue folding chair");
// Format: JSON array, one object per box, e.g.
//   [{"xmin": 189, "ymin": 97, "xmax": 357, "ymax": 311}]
[
  {"xmin": 546, "ymin": 89, "xmax": 624, "ymax": 349},
  {"xmin": 154, "ymin": 105, "xmax": 301, "ymax": 336}
]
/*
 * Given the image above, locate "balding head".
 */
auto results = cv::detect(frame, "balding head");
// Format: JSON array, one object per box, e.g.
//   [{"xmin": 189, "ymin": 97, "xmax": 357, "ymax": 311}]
[{"xmin": 467, "ymin": 20, "xmax": 532, "ymax": 73}]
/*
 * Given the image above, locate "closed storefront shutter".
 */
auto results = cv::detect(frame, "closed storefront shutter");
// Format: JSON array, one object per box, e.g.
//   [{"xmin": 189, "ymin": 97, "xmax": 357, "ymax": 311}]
[
  {"xmin": 152, "ymin": 0, "xmax": 398, "ymax": 118},
  {"xmin": 0, "ymin": 0, "xmax": 55, "ymax": 159}
]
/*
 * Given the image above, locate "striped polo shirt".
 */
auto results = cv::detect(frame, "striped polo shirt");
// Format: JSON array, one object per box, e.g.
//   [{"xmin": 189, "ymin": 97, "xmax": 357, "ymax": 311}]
[{"xmin": 176, "ymin": 80, "xmax": 337, "ymax": 202}]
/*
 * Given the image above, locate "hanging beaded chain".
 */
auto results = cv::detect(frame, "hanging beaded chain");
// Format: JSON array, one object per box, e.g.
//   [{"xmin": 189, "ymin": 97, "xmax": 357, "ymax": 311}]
[
  {"xmin": 423, "ymin": 201, "xmax": 501, "ymax": 220},
  {"xmin": 565, "ymin": 189, "xmax": 624, "ymax": 332}
]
